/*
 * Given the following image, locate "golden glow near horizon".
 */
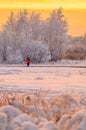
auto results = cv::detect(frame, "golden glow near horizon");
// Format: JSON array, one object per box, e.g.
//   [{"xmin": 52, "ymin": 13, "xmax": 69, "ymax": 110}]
[
  {"xmin": 0, "ymin": 0, "xmax": 86, "ymax": 9},
  {"xmin": 0, "ymin": 0, "xmax": 86, "ymax": 36}
]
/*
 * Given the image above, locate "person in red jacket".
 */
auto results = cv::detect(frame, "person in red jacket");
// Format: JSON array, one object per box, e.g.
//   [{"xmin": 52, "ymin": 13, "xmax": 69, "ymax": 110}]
[{"xmin": 25, "ymin": 57, "xmax": 30, "ymax": 66}]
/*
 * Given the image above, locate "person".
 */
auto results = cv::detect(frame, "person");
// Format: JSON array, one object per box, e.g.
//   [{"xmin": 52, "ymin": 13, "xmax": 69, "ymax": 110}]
[{"xmin": 25, "ymin": 57, "xmax": 30, "ymax": 67}]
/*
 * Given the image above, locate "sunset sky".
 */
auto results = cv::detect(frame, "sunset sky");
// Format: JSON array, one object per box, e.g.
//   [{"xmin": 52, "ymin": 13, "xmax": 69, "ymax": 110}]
[
  {"xmin": 0, "ymin": 0, "xmax": 86, "ymax": 36},
  {"xmin": 0, "ymin": 0, "xmax": 86, "ymax": 9}
]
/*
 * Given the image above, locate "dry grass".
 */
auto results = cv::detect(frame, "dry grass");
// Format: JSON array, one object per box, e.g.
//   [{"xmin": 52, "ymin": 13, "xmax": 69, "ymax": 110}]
[{"xmin": 0, "ymin": 90, "xmax": 85, "ymax": 123}]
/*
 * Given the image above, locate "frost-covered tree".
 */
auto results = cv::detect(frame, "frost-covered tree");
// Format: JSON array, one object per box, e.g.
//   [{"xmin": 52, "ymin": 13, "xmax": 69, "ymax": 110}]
[
  {"xmin": 15, "ymin": 10, "xmax": 49, "ymax": 63},
  {"xmin": 1, "ymin": 12, "xmax": 17, "ymax": 63},
  {"xmin": 1, "ymin": 10, "xmax": 31, "ymax": 63},
  {"xmin": 21, "ymin": 40, "xmax": 49, "ymax": 63},
  {"xmin": 0, "ymin": 8, "xmax": 69, "ymax": 64},
  {"xmin": 6, "ymin": 46, "xmax": 23, "ymax": 64},
  {"xmin": 14, "ymin": 10, "xmax": 32, "ymax": 50},
  {"xmin": 0, "ymin": 33, "xmax": 5, "ymax": 63},
  {"xmin": 46, "ymin": 8, "xmax": 68, "ymax": 61},
  {"xmin": 30, "ymin": 12, "xmax": 42, "ymax": 40},
  {"xmin": 15, "ymin": 10, "xmax": 30, "ymax": 36}
]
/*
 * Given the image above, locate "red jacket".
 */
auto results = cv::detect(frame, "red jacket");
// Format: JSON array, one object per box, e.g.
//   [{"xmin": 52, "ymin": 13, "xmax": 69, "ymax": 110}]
[{"xmin": 26, "ymin": 58, "xmax": 30, "ymax": 63}]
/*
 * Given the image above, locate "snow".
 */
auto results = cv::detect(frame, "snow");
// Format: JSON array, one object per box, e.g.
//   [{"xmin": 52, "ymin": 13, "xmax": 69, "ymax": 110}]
[
  {"xmin": 0, "ymin": 61, "xmax": 86, "ymax": 95},
  {"xmin": 0, "ymin": 61, "xmax": 86, "ymax": 130}
]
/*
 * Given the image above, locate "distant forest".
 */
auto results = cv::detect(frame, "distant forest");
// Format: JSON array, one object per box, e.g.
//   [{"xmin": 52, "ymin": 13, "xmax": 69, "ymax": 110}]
[{"xmin": 0, "ymin": 8, "xmax": 86, "ymax": 64}]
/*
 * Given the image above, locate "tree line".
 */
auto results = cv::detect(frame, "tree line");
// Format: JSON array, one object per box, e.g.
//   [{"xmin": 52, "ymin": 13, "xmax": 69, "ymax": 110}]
[{"xmin": 0, "ymin": 8, "xmax": 86, "ymax": 64}]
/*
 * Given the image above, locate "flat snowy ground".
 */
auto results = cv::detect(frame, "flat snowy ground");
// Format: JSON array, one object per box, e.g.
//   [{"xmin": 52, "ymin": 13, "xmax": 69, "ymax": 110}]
[{"xmin": 0, "ymin": 60, "xmax": 86, "ymax": 95}]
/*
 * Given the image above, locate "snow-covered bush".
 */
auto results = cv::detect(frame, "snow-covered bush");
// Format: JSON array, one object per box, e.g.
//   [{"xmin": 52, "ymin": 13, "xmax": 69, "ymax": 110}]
[
  {"xmin": 22, "ymin": 40, "xmax": 49, "ymax": 63},
  {"xmin": 66, "ymin": 110, "xmax": 86, "ymax": 130},
  {"xmin": 9, "ymin": 114, "xmax": 39, "ymax": 130},
  {"xmin": 0, "ymin": 112, "xmax": 8, "ymax": 130},
  {"xmin": 0, "ymin": 105, "xmax": 22, "ymax": 121},
  {"xmin": 57, "ymin": 114, "xmax": 70, "ymax": 130},
  {"xmin": 6, "ymin": 46, "xmax": 23, "ymax": 64},
  {"xmin": 21, "ymin": 121, "xmax": 38, "ymax": 130}
]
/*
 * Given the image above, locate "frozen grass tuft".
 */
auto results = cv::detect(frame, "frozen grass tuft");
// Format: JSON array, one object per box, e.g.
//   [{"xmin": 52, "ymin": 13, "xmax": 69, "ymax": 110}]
[{"xmin": 0, "ymin": 91, "xmax": 86, "ymax": 130}]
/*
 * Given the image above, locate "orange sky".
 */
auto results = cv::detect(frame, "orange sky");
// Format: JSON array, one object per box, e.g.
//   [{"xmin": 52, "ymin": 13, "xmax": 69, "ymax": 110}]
[
  {"xmin": 0, "ymin": 0, "xmax": 86, "ymax": 36},
  {"xmin": 0, "ymin": 0, "xmax": 86, "ymax": 9}
]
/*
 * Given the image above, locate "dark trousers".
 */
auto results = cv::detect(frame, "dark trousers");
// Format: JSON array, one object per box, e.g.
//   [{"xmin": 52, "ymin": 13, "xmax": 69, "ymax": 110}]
[{"xmin": 27, "ymin": 63, "xmax": 30, "ymax": 66}]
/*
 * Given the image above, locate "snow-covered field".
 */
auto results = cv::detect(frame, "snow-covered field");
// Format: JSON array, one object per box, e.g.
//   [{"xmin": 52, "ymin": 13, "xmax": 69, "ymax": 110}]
[
  {"xmin": 0, "ymin": 61, "xmax": 86, "ymax": 95},
  {"xmin": 0, "ymin": 61, "xmax": 86, "ymax": 130}
]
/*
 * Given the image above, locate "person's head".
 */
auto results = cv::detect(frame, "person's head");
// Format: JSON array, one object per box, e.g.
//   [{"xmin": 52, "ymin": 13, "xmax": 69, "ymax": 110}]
[{"xmin": 27, "ymin": 57, "xmax": 29, "ymax": 59}]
